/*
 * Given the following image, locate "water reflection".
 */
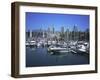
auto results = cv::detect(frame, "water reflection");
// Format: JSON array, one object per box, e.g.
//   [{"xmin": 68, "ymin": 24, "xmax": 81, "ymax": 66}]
[{"xmin": 26, "ymin": 47, "xmax": 89, "ymax": 67}]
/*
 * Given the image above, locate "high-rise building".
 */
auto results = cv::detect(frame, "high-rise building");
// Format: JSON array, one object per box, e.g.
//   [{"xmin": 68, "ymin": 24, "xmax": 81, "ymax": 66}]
[
  {"xmin": 72, "ymin": 25, "xmax": 78, "ymax": 41},
  {"xmin": 30, "ymin": 30, "xmax": 32, "ymax": 38},
  {"xmin": 52, "ymin": 27, "xmax": 55, "ymax": 34},
  {"xmin": 61, "ymin": 26, "xmax": 64, "ymax": 34},
  {"xmin": 48, "ymin": 27, "xmax": 50, "ymax": 33},
  {"xmin": 59, "ymin": 26, "xmax": 65, "ymax": 41},
  {"xmin": 26, "ymin": 30, "xmax": 30, "ymax": 41},
  {"xmin": 65, "ymin": 29, "xmax": 69, "ymax": 41},
  {"xmin": 85, "ymin": 28, "xmax": 89, "ymax": 41}
]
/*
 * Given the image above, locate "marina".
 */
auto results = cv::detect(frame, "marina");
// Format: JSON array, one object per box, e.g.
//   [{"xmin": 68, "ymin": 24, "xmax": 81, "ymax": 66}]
[
  {"xmin": 26, "ymin": 40, "xmax": 89, "ymax": 55},
  {"xmin": 25, "ymin": 12, "xmax": 90, "ymax": 67},
  {"xmin": 26, "ymin": 47, "xmax": 89, "ymax": 67},
  {"xmin": 26, "ymin": 40, "xmax": 89, "ymax": 67}
]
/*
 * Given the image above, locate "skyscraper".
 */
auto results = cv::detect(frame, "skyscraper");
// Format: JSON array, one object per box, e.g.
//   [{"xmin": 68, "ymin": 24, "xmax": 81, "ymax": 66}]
[
  {"xmin": 52, "ymin": 27, "xmax": 55, "ymax": 34},
  {"xmin": 72, "ymin": 25, "xmax": 78, "ymax": 41},
  {"xmin": 65, "ymin": 28, "xmax": 69, "ymax": 41},
  {"xmin": 60, "ymin": 26, "xmax": 65, "ymax": 41},
  {"xmin": 61, "ymin": 26, "xmax": 64, "ymax": 34},
  {"xmin": 48, "ymin": 27, "xmax": 50, "ymax": 33}
]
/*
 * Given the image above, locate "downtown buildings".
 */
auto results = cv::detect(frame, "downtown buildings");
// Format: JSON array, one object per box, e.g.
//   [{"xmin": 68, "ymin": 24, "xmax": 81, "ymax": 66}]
[{"xmin": 26, "ymin": 25, "xmax": 89, "ymax": 42}]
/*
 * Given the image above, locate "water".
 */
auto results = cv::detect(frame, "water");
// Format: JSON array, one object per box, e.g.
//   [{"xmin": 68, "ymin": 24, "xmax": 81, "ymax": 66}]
[{"xmin": 26, "ymin": 47, "xmax": 89, "ymax": 67}]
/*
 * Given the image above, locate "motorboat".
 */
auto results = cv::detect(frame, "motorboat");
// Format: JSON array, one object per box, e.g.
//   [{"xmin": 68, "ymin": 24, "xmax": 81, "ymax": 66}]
[
  {"xmin": 77, "ymin": 44, "xmax": 89, "ymax": 54},
  {"xmin": 47, "ymin": 45, "xmax": 71, "ymax": 55},
  {"xmin": 26, "ymin": 40, "xmax": 37, "ymax": 48},
  {"xmin": 48, "ymin": 45, "xmax": 67, "ymax": 52},
  {"xmin": 70, "ymin": 41, "xmax": 89, "ymax": 54}
]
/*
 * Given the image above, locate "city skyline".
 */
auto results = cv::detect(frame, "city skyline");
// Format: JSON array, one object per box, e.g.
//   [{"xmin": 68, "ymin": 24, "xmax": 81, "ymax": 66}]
[{"xmin": 26, "ymin": 12, "xmax": 89, "ymax": 32}]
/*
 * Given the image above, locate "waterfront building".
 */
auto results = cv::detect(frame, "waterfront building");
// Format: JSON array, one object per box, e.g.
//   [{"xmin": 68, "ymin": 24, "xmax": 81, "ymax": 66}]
[
  {"xmin": 26, "ymin": 30, "xmax": 30, "ymax": 38},
  {"xmin": 65, "ymin": 28, "xmax": 69, "ymax": 42},
  {"xmin": 48, "ymin": 27, "xmax": 50, "ymax": 33},
  {"xmin": 61, "ymin": 26, "xmax": 64, "ymax": 34},
  {"xmin": 30, "ymin": 30, "xmax": 32, "ymax": 38},
  {"xmin": 72, "ymin": 25, "xmax": 78, "ymax": 41},
  {"xmin": 52, "ymin": 27, "xmax": 55, "ymax": 34},
  {"xmin": 69, "ymin": 31, "xmax": 72, "ymax": 41},
  {"xmin": 85, "ymin": 28, "xmax": 89, "ymax": 41},
  {"xmin": 26, "ymin": 26, "xmax": 89, "ymax": 43},
  {"xmin": 60, "ymin": 26, "xmax": 65, "ymax": 41}
]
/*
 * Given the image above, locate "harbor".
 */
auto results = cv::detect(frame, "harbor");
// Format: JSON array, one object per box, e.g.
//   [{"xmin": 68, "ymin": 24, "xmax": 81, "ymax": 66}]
[
  {"xmin": 26, "ymin": 40, "xmax": 89, "ymax": 55},
  {"xmin": 25, "ymin": 12, "xmax": 90, "ymax": 67},
  {"xmin": 26, "ymin": 45, "xmax": 89, "ymax": 67},
  {"xmin": 26, "ymin": 26, "xmax": 89, "ymax": 67}
]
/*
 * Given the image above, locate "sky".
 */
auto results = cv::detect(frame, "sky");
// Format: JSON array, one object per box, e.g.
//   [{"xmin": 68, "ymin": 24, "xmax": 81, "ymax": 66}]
[{"xmin": 26, "ymin": 12, "xmax": 89, "ymax": 32}]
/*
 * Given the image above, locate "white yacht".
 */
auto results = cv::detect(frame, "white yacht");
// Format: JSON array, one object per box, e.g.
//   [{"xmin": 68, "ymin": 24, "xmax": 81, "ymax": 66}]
[
  {"xmin": 78, "ymin": 45, "xmax": 86, "ymax": 52},
  {"xmin": 48, "ymin": 45, "xmax": 67, "ymax": 52}
]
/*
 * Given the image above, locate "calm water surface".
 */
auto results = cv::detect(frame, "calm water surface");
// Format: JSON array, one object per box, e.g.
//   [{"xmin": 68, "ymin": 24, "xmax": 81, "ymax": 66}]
[{"xmin": 26, "ymin": 47, "xmax": 89, "ymax": 67}]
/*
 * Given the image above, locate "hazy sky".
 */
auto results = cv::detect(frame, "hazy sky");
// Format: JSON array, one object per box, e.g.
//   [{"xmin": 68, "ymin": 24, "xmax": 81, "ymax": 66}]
[{"xmin": 26, "ymin": 12, "xmax": 89, "ymax": 31}]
